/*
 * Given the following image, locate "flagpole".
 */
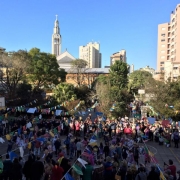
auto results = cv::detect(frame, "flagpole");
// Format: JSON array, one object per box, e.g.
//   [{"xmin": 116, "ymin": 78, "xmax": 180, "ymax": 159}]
[
  {"xmin": 142, "ymin": 139, "xmax": 167, "ymax": 180},
  {"xmin": 60, "ymin": 132, "xmax": 96, "ymax": 180}
]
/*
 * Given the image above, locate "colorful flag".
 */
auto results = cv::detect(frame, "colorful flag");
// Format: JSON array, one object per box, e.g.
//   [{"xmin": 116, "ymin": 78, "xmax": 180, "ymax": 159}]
[
  {"xmin": 72, "ymin": 164, "xmax": 83, "ymax": 175},
  {"xmin": 65, "ymin": 173, "xmax": 74, "ymax": 180},
  {"xmin": 77, "ymin": 158, "xmax": 88, "ymax": 168}
]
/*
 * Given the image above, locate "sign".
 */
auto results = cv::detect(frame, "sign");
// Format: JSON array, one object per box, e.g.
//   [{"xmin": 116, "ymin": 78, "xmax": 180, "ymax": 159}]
[{"xmin": 138, "ymin": 89, "xmax": 145, "ymax": 94}]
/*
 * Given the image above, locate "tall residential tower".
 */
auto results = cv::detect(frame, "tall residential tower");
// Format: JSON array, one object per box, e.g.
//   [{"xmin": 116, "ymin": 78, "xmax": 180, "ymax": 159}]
[
  {"xmin": 79, "ymin": 42, "xmax": 101, "ymax": 68},
  {"xmin": 157, "ymin": 4, "xmax": 180, "ymax": 80},
  {"xmin": 52, "ymin": 15, "xmax": 61, "ymax": 56}
]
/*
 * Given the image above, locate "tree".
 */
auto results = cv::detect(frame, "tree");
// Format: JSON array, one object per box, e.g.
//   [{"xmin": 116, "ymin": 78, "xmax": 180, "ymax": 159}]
[
  {"xmin": 109, "ymin": 61, "xmax": 131, "ymax": 117},
  {"xmin": 53, "ymin": 83, "xmax": 77, "ymax": 103},
  {"xmin": 95, "ymin": 76, "xmax": 112, "ymax": 116},
  {"xmin": 145, "ymin": 78, "xmax": 180, "ymax": 119},
  {"xmin": 70, "ymin": 59, "xmax": 88, "ymax": 86},
  {"xmin": 109, "ymin": 60, "xmax": 129, "ymax": 88},
  {"xmin": 128, "ymin": 70, "xmax": 153, "ymax": 93},
  {"xmin": 28, "ymin": 48, "xmax": 66, "ymax": 89},
  {"xmin": 0, "ymin": 50, "xmax": 30, "ymax": 98},
  {"xmin": 16, "ymin": 82, "xmax": 32, "ymax": 99}
]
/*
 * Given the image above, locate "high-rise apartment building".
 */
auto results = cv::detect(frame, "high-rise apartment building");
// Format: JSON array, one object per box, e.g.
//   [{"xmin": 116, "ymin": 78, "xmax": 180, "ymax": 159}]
[
  {"xmin": 110, "ymin": 49, "xmax": 127, "ymax": 65},
  {"xmin": 157, "ymin": 4, "xmax": 180, "ymax": 80},
  {"xmin": 52, "ymin": 15, "xmax": 61, "ymax": 57},
  {"xmin": 79, "ymin": 42, "xmax": 101, "ymax": 68}
]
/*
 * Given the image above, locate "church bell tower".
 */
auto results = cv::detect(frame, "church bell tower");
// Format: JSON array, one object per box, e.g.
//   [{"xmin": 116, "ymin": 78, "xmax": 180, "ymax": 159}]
[{"xmin": 52, "ymin": 15, "xmax": 61, "ymax": 56}]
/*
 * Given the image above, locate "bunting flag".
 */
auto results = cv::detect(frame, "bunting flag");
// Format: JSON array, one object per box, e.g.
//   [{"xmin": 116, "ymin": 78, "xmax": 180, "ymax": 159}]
[
  {"xmin": 72, "ymin": 164, "xmax": 83, "ymax": 175},
  {"xmin": 77, "ymin": 158, "xmax": 88, "ymax": 168},
  {"xmin": 53, "ymin": 128, "xmax": 58, "ymax": 135},
  {"xmin": 74, "ymin": 101, "xmax": 82, "ymax": 111},
  {"xmin": 110, "ymin": 103, "xmax": 116, "ymax": 111},
  {"xmin": 65, "ymin": 173, "xmax": 74, "ymax": 180},
  {"xmin": 0, "ymin": 137, "xmax": 5, "ymax": 143},
  {"xmin": 91, "ymin": 101, "xmax": 98, "ymax": 109}
]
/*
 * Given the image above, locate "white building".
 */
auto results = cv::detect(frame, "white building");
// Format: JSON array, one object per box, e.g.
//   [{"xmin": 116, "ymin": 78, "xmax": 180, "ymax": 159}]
[
  {"xmin": 57, "ymin": 50, "xmax": 75, "ymax": 69},
  {"xmin": 52, "ymin": 15, "xmax": 61, "ymax": 57},
  {"xmin": 79, "ymin": 42, "xmax": 101, "ymax": 68},
  {"xmin": 110, "ymin": 49, "xmax": 127, "ymax": 65}
]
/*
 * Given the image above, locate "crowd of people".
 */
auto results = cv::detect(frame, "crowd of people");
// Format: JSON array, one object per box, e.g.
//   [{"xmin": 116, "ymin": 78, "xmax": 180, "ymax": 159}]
[{"xmin": 0, "ymin": 112, "xmax": 179, "ymax": 180}]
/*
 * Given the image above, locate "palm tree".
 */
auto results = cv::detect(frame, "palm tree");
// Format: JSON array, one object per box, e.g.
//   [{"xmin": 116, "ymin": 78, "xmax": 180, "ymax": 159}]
[{"xmin": 53, "ymin": 83, "xmax": 77, "ymax": 103}]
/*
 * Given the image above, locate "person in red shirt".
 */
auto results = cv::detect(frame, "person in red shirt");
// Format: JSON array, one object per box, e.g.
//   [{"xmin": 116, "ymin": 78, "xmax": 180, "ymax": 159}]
[
  {"xmin": 51, "ymin": 162, "xmax": 64, "ymax": 180},
  {"xmin": 124, "ymin": 125, "xmax": 133, "ymax": 135},
  {"xmin": 164, "ymin": 159, "xmax": 177, "ymax": 179}
]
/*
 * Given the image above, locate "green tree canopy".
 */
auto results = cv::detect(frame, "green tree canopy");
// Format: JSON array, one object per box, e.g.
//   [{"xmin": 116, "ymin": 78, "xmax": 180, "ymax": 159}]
[
  {"xmin": 145, "ymin": 78, "xmax": 180, "ymax": 120},
  {"xmin": 128, "ymin": 70, "xmax": 153, "ymax": 92},
  {"xmin": 109, "ymin": 60, "xmax": 129, "ymax": 88},
  {"xmin": 53, "ymin": 83, "xmax": 77, "ymax": 103},
  {"xmin": 28, "ymin": 48, "xmax": 66, "ymax": 88}
]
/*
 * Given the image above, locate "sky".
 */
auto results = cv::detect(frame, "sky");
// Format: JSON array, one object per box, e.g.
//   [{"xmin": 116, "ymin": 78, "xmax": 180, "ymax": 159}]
[{"xmin": 0, "ymin": 0, "xmax": 180, "ymax": 70}]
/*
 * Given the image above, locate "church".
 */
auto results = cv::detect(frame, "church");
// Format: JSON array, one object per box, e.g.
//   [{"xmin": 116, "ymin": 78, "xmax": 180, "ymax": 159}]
[{"xmin": 51, "ymin": 15, "xmax": 75, "ymax": 69}]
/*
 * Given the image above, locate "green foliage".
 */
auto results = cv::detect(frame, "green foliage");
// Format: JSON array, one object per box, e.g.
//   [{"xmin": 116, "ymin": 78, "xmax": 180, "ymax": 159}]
[
  {"xmin": 146, "ymin": 79, "xmax": 180, "ymax": 119},
  {"xmin": 16, "ymin": 83, "xmax": 32, "ymax": 99},
  {"xmin": 28, "ymin": 48, "xmax": 66, "ymax": 88},
  {"xmin": 74, "ymin": 85, "xmax": 91, "ymax": 101},
  {"xmin": 53, "ymin": 83, "xmax": 77, "ymax": 103},
  {"xmin": 109, "ymin": 60, "xmax": 129, "ymax": 88},
  {"xmin": 95, "ymin": 61, "xmax": 132, "ymax": 117},
  {"xmin": 128, "ymin": 70, "xmax": 153, "ymax": 93}
]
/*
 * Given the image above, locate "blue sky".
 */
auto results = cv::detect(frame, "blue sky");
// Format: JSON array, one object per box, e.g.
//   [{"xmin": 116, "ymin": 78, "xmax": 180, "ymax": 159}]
[{"xmin": 0, "ymin": 0, "xmax": 179, "ymax": 70}]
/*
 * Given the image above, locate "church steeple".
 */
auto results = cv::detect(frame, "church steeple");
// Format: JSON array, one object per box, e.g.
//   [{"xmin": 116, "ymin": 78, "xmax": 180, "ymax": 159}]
[{"xmin": 52, "ymin": 15, "xmax": 61, "ymax": 56}]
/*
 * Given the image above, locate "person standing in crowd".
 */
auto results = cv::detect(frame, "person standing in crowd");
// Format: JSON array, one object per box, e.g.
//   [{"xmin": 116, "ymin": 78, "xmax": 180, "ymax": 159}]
[
  {"xmin": 104, "ymin": 156, "xmax": 113, "ymax": 180},
  {"xmin": 135, "ymin": 167, "xmax": 148, "ymax": 180},
  {"xmin": 82, "ymin": 161, "xmax": 93, "ymax": 180},
  {"xmin": 76, "ymin": 139, "xmax": 82, "ymax": 158},
  {"xmin": 31, "ymin": 156, "xmax": 44, "ymax": 180},
  {"xmin": 0, "ymin": 155, "xmax": 3, "ymax": 178},
  {"xmin": 23, "ymin": 155, "xmax": 34, "ymax": 180},
  {"xmin": 51, "ymin": 162, "xmax": 64, "ymax": 180},
  {"xmin": 11, "ymin": 158, "xmax": 22, "ymax": 180},
  {"xmin": 147, "ymin": 165, "xmax": 160, "ymax": 180},
  {"xmin": 54, "ymin": 138, "xmax": 61, "ymax": 156},
  {"xmin": 173, "ymin": 129, "xmax": 179, "ymax": 148},
  {"xmin": 3, "ymin": 154, "xmax": 13, "ymax": 180},
  {"xmin": 64, "ymin": 135, "xmax": 70, "ymax": 156},
  {"xmin": 164, "ymin": 159, "xmax": 177, "ymax": 180}
]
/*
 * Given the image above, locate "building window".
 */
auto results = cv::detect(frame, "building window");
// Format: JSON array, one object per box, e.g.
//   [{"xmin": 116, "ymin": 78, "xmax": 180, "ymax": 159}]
[
  {"xmin": 161, "ymin": 56, "xmax": 165, "ymax": 59},
  {"xmin": 160, "ymin": 61, "xmax": 164, "ymax": 64},
  {"xmin": 161, "ymin": 50, "xmax": 165, "ymax": 53},
  {"xmin": 161, "ymin": 33, "xmax": 165, "ymax": 37},
  {"xmin": 162, "ymin": 27, "xmax": 166, "ymax": 30},
  {"xmin": 173, "ymin": 67, "xmax": 178, "ymax": 70},
  {"xmin": 161, "ymin": 44, "xmax": 165, "ymax": 48},
  {"xmin": 160, "ymin": 67, "xmax": 164, "ymax": 70},
  {"xmin": 161, "ymin": 39, "xmax": 165, "ymax": 42}
]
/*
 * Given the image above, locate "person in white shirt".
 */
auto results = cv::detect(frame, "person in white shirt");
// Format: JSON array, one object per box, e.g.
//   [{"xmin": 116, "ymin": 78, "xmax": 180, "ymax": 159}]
[{"xmin": 76, "ymin": 139, "xmax": 82, "ymax": 158}]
